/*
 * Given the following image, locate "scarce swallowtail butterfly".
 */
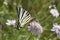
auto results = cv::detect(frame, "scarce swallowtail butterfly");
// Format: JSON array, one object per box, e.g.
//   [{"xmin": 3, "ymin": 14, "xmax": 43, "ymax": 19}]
[{"xmin": 17, "ymin": 6, "xmax": 33, "ymax": 29}]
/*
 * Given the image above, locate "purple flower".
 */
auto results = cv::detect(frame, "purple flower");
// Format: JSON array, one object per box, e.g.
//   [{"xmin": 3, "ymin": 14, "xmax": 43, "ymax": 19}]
[
  {"xmin": 28, "ymin": 21, "xmax": 43, "ymax": 35},
  {"xmin": 51, "ymin": 23, "xmax": 60, "ymax": 36}
]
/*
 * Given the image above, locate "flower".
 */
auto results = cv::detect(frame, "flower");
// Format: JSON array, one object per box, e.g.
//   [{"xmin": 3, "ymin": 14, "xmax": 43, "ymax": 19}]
[
  {"xmin": 49, "ymin": 5, "xmax": 59, "ymax": 18},
  {"xmin": 28, "ymin": 21, "xmax": 43, "ymax": 36},
  {"xmin": 6, "ymin": 20, "xmax": 16, "ymax": 26},
  {"xmin": 51, "ymin": 23, "xmax": 60, "ymax": 36}
]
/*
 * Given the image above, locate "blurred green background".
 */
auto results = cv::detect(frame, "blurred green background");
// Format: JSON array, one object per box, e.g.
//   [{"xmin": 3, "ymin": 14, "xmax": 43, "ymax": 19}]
[{"xmin": 0, "ymin": 0, "xmax": 60, "ymax": 40}]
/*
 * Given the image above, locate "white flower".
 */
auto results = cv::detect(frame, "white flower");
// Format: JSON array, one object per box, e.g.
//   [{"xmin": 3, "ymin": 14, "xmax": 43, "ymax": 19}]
[
  {"xmin": 6, "ymin": 20, "xmax": 16, "ymax": 26},
  {"xmin": 49, "ymin": 5, "xmax": 59, "ymax": 18},
  {"xmin": 50, "ymin": 9, "xmax": 59, "ymax": 18},
  {"xmin": 28, "ymin": 21, "xmax": 43, "ymax": 35},
  {"xmin": 51, "ymin": 23, "xmax": 60, "ymax": 36}
]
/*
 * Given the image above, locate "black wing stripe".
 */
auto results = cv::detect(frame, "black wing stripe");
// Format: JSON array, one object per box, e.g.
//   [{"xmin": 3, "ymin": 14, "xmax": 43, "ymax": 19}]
[{"xmin": 17, "ymin": 7, "xmax": 21, "ymax": 29}]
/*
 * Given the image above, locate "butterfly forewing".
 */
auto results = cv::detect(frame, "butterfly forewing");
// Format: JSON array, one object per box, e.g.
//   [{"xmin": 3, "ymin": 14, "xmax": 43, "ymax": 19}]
[
  {"xmin": 19, "ymin": 10, "xmax": 28, "ymax": 23},
  {"xmin": 19, "ymin": 7, "xmax": 24, "ymax": 23},
  {"xmin": 21, "ymin": 14, "xmax": 33, "ymax": 27}
]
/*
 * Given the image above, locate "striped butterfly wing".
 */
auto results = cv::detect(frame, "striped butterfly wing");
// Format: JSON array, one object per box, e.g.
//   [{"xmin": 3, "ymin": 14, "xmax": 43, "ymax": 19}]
[
  {"xmin": 17, "ymin": 7, "xmax": 33, "ymax": 29},
  {"xmin": 21, "ymin": 12, "xmax": 33, "ymax": 27}
]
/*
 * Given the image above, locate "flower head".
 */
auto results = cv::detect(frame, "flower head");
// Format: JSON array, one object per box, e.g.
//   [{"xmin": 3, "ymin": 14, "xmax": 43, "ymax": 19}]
[
  {"xmin": 6, "ymin": 20, "xmax": 16, "ymax": 26},
  {"xmin": 28, "ymin": 21, "xmax": 43, "ymax": 36},
  {"xmin": 49, "ymin": 4, "xmax": 59, "ymax": 18},
  {"xmin": 51, "ymin": 23, "xmax": 60, "ymax": 36}
]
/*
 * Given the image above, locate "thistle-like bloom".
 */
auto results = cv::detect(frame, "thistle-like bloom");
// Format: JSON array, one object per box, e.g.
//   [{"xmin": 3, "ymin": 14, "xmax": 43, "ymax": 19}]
[
  {"xmin": 6, "ymin": 20, "xmax": 16, "ymax": 26},
  {"xmin": 49, "ymin": 5, "xmax": 59, "ymax": 18},
  {"xmin": 28, "ymin": 21, "xmax": 43, "ymax": 36},
  {"xmin": 51, "ymin": 23, "xmax": 60, "ymax": 36}
]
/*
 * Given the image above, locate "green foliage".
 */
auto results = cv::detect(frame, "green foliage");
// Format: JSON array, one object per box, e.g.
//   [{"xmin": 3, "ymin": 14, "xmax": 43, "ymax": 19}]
[{"xmin": 0, "ymin": 0, "xmax": 60, "ymax": 40}]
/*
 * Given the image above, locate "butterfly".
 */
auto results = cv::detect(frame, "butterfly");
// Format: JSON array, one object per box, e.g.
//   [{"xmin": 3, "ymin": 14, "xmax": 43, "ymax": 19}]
[{"xmin": 17, "ymin": 6, "xmax": 34, "ymax": 29}]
